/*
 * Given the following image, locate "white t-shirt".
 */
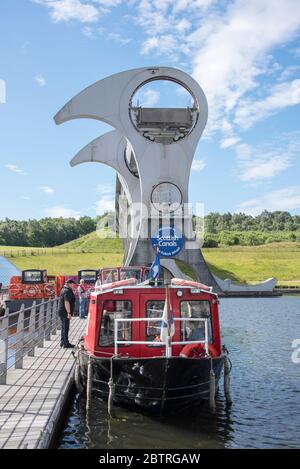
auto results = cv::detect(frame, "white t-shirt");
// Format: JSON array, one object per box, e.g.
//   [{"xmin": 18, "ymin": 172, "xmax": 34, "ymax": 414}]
[{"xmin": 77, "ymin": 285, "xmax": 87, "ymax": 299}]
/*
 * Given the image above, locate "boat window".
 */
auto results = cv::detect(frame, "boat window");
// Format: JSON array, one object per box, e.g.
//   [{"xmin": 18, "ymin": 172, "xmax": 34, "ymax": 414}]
[
  {"xmin": 99, "ymin": 300, "xmax": 132, "ymax": 347},
  {"xmin": 78, "ymin": 270, "xmax": 98, "ymax": 284},
  {"xmin": 180, "ymin": 301, "xmax": 213, "ymax": 343},
  {"xmin": 101, "ymin": 269, "xmax": 118, "ymax": 284},
  {"xmin": 145, "ymin": 300, "xmax": 165, "ymax": 345},
  {"xmin": 120, "ymin": 268, "xmax": 142, "ymax": 282},
  {"xmin": 22, "ymin": 270, "xmax": 45, "ymax": 284}
]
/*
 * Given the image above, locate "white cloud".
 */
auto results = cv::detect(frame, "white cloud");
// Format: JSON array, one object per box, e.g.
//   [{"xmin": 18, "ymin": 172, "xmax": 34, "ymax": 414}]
[
  {"xmin": 5, "ymin": 164, "xmax": 26, "ymax": 174},
  {"xmin": 33, "ymin": 0, "xmax": 300, "ymax": 142},
  {"xmin": 141, "ymin": 35, "xmax": 180, "ymax": 58},
  {"xmin": 96, "ymin": 27, "xmax": 131, "ymax": 44},
  {"xmin": 235, "ymin": 79, "xmax": 300, "ymax": 129},
  {"xmin": 40, "ymin": 186, "xmax": 55, "ymax": 195},
  {"xmin": 235, "ymin": 132, "xmax": 300, "ymax": 181},
  {"xmin": 238, "ymin": 152, "xmax": 292, "ymax": 182},
  {"xmin": 192, "ymin": 159, "xmax": 206, "ymax": 172},
  {"xmin": 290, "ymin": 46, "xmax": 300, "ymax": 58},
  {"xmin": 45, "ymin": 205, "xmax": 81, "ymax": 218},
  {"xmin": 138, "ymin": 89, "xmax": 160, "ymax": 107},
  {"xmin": 191, "ymin": 0, "xmax": 300, "ymax": 132},
  {"xmin": 95, "ymin": 196, "xmax": 115, "ymax": 215},
  {"xmin": 35, "ymin": 75, "xmax": 46, "ymax": 87},
  {"xmin": 175, "ymin": 18, "xmax": 191, "ymax": 33},
  {"xmin": 236, "ymin": 186, "xmax": 300, "ymax": 215},
  {"xmin": 277, "ymin": 65, "xmax": 300, "ymax": 82},
  {"xmin": 34, "ymin": 0, "xmax": 300, "ymax": 130},
  {"xmin": 33, "ymin": 0, "xmax": 123, "ymax": 24},
  {"xmin": 33, "ymin": 0, "xmax": 100, "ymax": 23},
  {"xmin": 130, "ymin": 0, "xmax": 300, "ymax": 137},
  {"xmin": 96, "ymin": 184, "xmax": 114, "ymax": 195},
  {"xmin": 82, "ymin": 26, "xmax": 95, "ymax": 37},
  {"xmin": 172, "ymin": 0, "xmax": 217, "ymax": 14},
  {"xmin": 219, "ymin": 136, "xmax": 240, "ymax": 149},
  {"xmin": 93, "ymin": 0, "xmax": 122, "ymax": 6},
  {"xmin": 107, "ymin": 32, "xmax": 131, "ymax": 45}
]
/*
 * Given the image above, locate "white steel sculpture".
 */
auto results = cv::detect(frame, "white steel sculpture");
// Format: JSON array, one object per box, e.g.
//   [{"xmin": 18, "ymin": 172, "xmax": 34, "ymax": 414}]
[{"xmin": 54, "ymin": 67, "xmax": 221, "ymax": 291}]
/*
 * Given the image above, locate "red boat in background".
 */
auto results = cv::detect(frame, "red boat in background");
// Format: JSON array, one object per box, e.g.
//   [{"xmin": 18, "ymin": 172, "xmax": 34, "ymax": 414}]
[
  {"xmin": 8, "ymin": 269, "xmax": 56, "ymax": 302},
  {"xmin": 7, "ymin": 267, "xmax": 151, "ymax": 306},
  {"xmin": 7, "ymin": 268, "xmax": 99, "ymax": 311},
  {"xmin": 75, "ymin": 273, "xmax": 227, "ymax": 416}
]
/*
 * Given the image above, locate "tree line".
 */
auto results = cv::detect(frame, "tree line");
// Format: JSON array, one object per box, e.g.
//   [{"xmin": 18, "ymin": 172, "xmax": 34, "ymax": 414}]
[
  {"xmin": 0, "ymin": 210, "xmax": 299, "ymax": 248},
  {"xmin": 0, "ymin": 216, "xmax": 97, "ymax": 247},
  {"xmin": 201, "ymin": 210, "xmax": 300, "ymax": 247},
  {"xmin": 204, "ymin": 210, "xmax": 300, "ymax": 233}
]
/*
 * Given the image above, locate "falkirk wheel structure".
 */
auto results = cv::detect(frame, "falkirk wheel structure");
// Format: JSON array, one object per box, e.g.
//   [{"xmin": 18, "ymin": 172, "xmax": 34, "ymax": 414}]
[{"xmin": 54, "ymin": 67, "xmax": 221, "ymax": 292}]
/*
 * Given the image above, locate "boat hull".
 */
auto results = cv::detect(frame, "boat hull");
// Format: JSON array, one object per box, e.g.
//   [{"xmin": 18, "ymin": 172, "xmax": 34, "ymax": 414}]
[{"xmin": 77, "ymin": 349, "xmax": 224, "ymax": 415}]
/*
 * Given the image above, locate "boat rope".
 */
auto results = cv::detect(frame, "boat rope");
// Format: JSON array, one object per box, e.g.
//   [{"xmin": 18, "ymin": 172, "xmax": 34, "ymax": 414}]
[
  {"xmin": 159, "ymin": 358, "xmax": 169, "ymax": 417},
  {"xmin": 107, "ymin": 354, "xmax": 121, "ymax": 419},
  {"xmin": 86, "ymin": 355, "xmax": 93, "ymax": 413},
  {"xmin": 74, "ymin": 348, "xmax": 83, "ymax": 393},
  {"xmin": 93, "ymin": 387, "xmax": 210, "ymax": 402},
  {"xmin": 92, "ymin": 377, "xmax": 211, "ymax": 391},
  {"xmin": 222, "ymin": 345, "xmax": 233, "ymax": 406},
  {"xmin": 209, "ymin": 357, "xmax": 216, "ymax": 413}
]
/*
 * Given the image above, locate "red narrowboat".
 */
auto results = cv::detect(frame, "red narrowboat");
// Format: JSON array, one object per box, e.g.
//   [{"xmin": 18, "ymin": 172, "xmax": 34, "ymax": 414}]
[
  {"xmin": 7, "ymin": 268, "xmax": 99, "ymax": 312},
  {"xmin": 8, "ymin": 269, "xmax": 56, "ymax": 300},
  {"xmin": 75, "ymin": 271, "xmax": 226, "ymax": 416}
]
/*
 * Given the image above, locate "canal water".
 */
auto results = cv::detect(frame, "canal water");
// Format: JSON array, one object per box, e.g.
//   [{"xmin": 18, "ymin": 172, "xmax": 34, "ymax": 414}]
[{"xmin": 58, "ymin": 297, "xmax": 300, "ymax": 449}]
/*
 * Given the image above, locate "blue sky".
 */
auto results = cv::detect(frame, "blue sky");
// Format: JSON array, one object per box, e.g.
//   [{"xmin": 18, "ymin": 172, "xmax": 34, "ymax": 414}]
[{"xmin": 0, "ymin": 0, "xmax": 300, "ymax": 220}]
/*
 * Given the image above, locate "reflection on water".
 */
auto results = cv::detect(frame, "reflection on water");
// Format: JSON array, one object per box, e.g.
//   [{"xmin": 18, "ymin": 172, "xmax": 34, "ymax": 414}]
[{"xmin": 58, "ymin": 297, "xmax": 300, "ymax": 449}]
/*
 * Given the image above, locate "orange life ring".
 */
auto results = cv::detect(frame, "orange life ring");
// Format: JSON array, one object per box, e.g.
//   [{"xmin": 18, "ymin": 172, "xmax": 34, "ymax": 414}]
[
  {"xmin": 180, "ymin": 343, "xmax": 219, "ymax": 358},
  {"xmin": 9, "ymin": 283, "xmax": 22, "ymax": 298},
  {"xmin": 25, "ymin": 285, "xmax": 39, "ymax": 297},
  {"xmin": 44, "ymin": 283, "xmax": 55, "ymax": 297},
  {"xmin": 101, "ymin": 277, "xmax": 137, "ymax": 291},
  {"xmin": 171, "ymin": 278, "xmax": 211, "ymax": 291}
]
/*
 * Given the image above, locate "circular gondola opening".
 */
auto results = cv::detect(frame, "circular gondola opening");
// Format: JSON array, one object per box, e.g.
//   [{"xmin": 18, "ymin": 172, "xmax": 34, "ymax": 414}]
[{"xmin": 129, "ymin": 78, "xmax": 199, "ymax": 144}]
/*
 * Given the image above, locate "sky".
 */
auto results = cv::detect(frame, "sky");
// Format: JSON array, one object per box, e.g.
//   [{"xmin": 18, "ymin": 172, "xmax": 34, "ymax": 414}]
[{"xmin": 0, "ymin": 0, "xmax": 300, "ymax": 221}]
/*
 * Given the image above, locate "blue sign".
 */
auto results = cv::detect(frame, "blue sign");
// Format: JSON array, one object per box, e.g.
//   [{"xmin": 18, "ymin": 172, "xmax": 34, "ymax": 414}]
[{"xmin": 151, "ymin": 227, "xmax": 184, "ymax": 257}]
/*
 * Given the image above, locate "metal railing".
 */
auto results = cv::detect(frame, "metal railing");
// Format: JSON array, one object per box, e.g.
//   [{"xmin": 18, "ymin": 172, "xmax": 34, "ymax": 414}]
[
  {"xmin": 0, "ymin": 246, "xmax": 123, "ymax": 259},
  {"xmin": 114, "ymin": 317, "xmax": 209, "ymax": 357},
  {"xmin": 0, "ymin": 298, "xmax": 60, "ymax": 385}
]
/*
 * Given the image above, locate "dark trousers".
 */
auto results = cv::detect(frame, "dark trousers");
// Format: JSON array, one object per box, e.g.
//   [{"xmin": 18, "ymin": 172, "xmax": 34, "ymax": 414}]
[{"xmin": 60, "ymin": 316, "xmax": 70, "ymax": 346}]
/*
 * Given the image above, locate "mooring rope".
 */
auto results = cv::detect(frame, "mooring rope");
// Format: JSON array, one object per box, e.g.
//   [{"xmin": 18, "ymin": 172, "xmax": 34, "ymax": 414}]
[
  {"xmin": 222, "ymin": 345, "xmax": 233, "ymax": 406},
  {"xmin": 209, "ymin": 356, "xmax": 216, "ymax": 413}
]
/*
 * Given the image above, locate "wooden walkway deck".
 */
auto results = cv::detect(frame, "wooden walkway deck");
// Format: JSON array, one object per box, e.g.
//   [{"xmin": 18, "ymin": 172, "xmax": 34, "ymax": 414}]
[{"xmin": 0, "ymin": 317, "xmax": 86, "ymax": 449}]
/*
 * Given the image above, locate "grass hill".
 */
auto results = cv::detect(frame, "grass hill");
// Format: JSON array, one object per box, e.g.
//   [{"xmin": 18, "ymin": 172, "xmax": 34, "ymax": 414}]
[
  {"xmin": 0, "ymin": 234, "xmax": 299, "ymax": 285},
  {"xmin": 58, "ymin": 231, "xmax": 123, "ymax": 253}
]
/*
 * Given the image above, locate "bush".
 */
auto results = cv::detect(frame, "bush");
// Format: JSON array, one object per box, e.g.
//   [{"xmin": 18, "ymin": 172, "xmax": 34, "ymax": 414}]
[{"xmin": 203, "ymin": 238, "xmax": 219, "ymax": 248}]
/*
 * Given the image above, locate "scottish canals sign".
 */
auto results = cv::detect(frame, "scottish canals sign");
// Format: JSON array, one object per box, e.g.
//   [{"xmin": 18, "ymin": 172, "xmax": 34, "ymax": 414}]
[{"xmin": 151, "ymin": 227, "xmax": 184, "ymax": 257}]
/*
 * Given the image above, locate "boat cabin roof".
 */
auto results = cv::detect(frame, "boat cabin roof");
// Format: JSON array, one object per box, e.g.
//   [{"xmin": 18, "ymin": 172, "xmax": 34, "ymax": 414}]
[{"xmin": 91, "ymin": 283, "xmax": 218, "ymax": 298}]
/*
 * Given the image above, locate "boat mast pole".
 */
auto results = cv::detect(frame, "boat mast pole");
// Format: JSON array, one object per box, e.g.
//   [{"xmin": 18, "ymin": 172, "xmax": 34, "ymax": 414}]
[{"xmin": 165, "ymin": 282, "xmax": 172, "ymax": 358}]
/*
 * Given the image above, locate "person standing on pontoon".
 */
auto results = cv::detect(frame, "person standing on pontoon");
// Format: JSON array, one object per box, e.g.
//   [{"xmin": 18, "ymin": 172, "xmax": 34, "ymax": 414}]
[
  {"xmin": 58, "ymin": 279, "xmax": 76, "ymax": 348},
  {"xmin": 78, "ymin": 279, "xmax": 88, "ymax": 318}
]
